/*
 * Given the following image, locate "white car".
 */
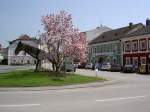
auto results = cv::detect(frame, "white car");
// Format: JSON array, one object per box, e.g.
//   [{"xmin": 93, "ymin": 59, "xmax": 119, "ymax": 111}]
[
  {"xmin": 85, "ymin": 63, "xmax": 93, "ymax": 69},
  {"xmin": 74, "ymin": 62, "xmax": 80, "ymax": 68},
  {"xmin": 101, "ymin": 62, "xmax": 111, "ymax": 71}
]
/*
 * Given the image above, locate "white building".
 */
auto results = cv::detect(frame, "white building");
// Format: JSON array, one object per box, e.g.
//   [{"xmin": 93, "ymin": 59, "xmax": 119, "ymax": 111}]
[
  {"xmin": 8, "ymin": 34, "xmax": 39, "ymax": 65},
  {"xmin": 84, "ymin": 26, "xmax": 111, "ymax": 42},
  {"xmin": 0, "ymin": 47, "xmax": 8, "ymax": 65}
]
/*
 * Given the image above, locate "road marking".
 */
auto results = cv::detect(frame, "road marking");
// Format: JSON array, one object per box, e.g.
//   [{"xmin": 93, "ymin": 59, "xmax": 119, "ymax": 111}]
[
  {"xmin": 0, "ymin": 104, "xmax": 40, "ymax": 107},
  {"xmin": 96, "ymin": 95, "xmax": 146, "ymax": 102}
]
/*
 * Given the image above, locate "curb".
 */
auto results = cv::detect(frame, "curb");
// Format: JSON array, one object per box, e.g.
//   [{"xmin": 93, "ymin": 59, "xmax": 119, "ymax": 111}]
[{"xmin": 0, "ymin": 80, "xmax": 122, "ymax": 92}]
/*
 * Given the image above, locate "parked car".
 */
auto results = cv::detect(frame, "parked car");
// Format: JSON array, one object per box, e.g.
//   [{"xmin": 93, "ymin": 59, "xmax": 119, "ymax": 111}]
[
  {"xmin": 60, "ymin": 57, "xmax": 76, "ymax": 72},
  {"xmin": 78, "ymin": 63, "xmax": 86, "ymax": 69},
  {"xmin": 85, "ymin": 63, "xmax": 93, "ymax": 69},
  {"xmin": 74, "ymin": 62, "xmax": 80, "ymax": 68},
  {"xmin": 122, "ymin": 64, "xmax": 138, "ymax": 73},
  {"xmin": 60, "ymin": 64, "xmax": 76, "ymax": 72},
  {"xmin": 138, "ymin": 64, "xmax": 148, "ymax": 74},
  {"xmin": 101, "ymin": 62, "xmax": 111, "ymax": 71},
  {"xmin": 111, "ymin": 64, "xmax": 122, "ymax": 72},
  {"xmin": 100, "ymin": 62, "xmax": 121, "ymax": 71}
]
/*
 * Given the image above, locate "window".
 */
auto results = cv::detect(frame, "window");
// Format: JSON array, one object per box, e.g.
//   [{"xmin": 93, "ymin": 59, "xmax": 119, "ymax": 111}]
[
  {"xmin": 112, "ymin": 44, "xmax": 117, "ymax": 53},
  {"xmin": 92, "ymin": 47, "xmax": 94, "ymax": 53},
  {"xmin": 139, "ymin": 39, "xmax": 147, "ymax": 51},
  {"xmin": 94, "ymin": 47, "xmax": 96, "ymax": 53},
  {"xmin": 100, "ymin": 46, "xmax": 102, "ymax": 53},
  {"xmin": 103, "ymin": 45, "xmax": 106, "ymax": 52},
  {"xmin": 140, "ymin": 57, "xmax": 146, "ymax": 64},
  {"xmin": 148, "ymin": 38, "xmax": 150, "ymax": 50},
  {"xmin": 90, "ymin": 48, "xmax": 92, "ymax": 54},
  {"xmin": 34, "ymin": 60, "xmax": 37, "ymax": 64},
  {"xmin": 106, "ymin": 44, "xmax": 110, "ymax": 52},
  {"xmin": 115, "ymin": 33, "xmax": 118, "ymax": 36},
  {"xmin": 126, "ymin": 57, "xmax": 130, "ymax": 64},
  {"xmin": 13, "ymin": 60, "xmax": 16, "ymax": 64},
  {"xmin": 133, "ymin": 57, "xmax": 138, "ymax": 66},
  {"xmin": 101, "ymin": 45, "xmax": 104, "ymax": 52},
  {"xmin": 132, "ymin": 40, "xmax": 138, "ymax": 51},
  {"xmin": 97, "ymin": 46, "xmax": 100, "ymax": 53},
  {"xmin": 27, "ymin": 60, "xmax": 30, "ymax": 64},
  {"xmin": 125, "ymin": 41, "xmax": 131, "ymax": 52},
  {"xmin": 110, "ymin": 44, "xmax": 112, "ymax": 52}
]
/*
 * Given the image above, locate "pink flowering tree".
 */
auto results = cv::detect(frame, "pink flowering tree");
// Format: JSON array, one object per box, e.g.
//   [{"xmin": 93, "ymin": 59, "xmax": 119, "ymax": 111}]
[{"xmin": 40, "ymin": 11, "xmax": 87, "ymax": 72}]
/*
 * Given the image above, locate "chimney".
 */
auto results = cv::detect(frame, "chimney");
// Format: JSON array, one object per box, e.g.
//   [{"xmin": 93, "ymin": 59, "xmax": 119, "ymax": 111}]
[
  {"xmin": 146, "ymin": 18, "xmax": 150, "ymax": 26},
  {"xmin": 129, "ymin": 22, "xmax": 133, "ymax": 28}
]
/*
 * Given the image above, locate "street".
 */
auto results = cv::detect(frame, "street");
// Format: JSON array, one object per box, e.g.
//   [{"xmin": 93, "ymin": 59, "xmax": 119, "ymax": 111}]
[{"xmin": 0, "ymin": 68, "xmax": 150, "ymax": 112}]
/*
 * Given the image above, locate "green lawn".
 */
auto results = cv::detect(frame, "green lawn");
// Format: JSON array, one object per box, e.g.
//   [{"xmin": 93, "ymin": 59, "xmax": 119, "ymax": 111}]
[{"xmin": 0, "ymin": 70, "xmax": 105, "ymax": 87}]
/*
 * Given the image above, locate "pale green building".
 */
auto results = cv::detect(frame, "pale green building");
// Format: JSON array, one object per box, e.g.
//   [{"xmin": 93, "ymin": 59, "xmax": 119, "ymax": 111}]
[{"xmin": 88, "ymin": 23, "xmax": 143, "ymax": 65}]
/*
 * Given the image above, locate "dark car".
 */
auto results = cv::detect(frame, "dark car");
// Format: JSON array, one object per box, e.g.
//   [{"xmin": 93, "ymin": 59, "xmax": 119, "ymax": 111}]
[
  {"xmin": 111, "ymin": 64, "xmax": 122, "ymax": 72},
  {"xmin": 78, "ymin": 63, "xmax": 86, "ymax": 69},
  {"xmin": 122, "ymin": 64, "xmax": 138, "ymax": 73}
]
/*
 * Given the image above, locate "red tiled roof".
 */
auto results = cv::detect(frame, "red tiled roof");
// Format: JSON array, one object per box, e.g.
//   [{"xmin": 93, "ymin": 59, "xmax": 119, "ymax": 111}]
[
  {"xmin": 9, "ymin": 34, "xmax": 39, "ymax": 44},
  {"xmin": 18, "ymin": 34, "xmax": 31, "ymax": 40}
]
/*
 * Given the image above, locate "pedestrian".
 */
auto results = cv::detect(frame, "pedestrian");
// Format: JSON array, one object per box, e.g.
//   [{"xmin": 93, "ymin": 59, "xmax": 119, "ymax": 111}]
[{"xmin": 95, "ymin": 62, "xmax": 99, "ymax": 77}]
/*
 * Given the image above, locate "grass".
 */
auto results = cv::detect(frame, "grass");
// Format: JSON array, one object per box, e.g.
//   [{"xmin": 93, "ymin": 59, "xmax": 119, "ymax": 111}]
[{"xmin": 0, "ymin": 70, "xmax": 105, "ymax": 87}]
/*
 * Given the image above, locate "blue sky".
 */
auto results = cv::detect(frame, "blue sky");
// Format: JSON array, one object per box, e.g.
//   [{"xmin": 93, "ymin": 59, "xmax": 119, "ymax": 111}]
[{"xmin": 0, "ymin": 0, "xmax": 150, "ymax": 47}]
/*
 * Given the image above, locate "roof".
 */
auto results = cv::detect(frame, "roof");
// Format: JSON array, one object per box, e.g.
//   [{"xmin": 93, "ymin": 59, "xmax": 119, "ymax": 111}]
[
  {"xmin": 18, "ymin": 34, "xmax": 31, "ymax": 40},
  {"xmin": 126, "ymin": 25, "xmax": 150, "ymax": 37},
  {"xmin": 9, "ymin": 34, "xmax": 39, "ymax": 44},
  {"xmin": 84, "ymin": 26, "xmax": 112, "ymax": 42},
  {"xmin": 89, "ymin": 23, "xmax": 143, "ymax": 45}
]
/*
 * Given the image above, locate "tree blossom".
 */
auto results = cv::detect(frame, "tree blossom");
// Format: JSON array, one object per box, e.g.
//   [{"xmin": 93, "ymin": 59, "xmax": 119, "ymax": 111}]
[{"xmin": 40, "ymin": 10, "xmax": 87, "ymax": 72}]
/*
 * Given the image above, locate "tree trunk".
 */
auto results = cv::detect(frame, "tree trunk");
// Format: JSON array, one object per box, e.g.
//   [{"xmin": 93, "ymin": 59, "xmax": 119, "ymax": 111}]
[
  {"xmin": 35, "ymin": 59, "xmax": 39, "ymax": 72},
  {"xmin": 52, "ymin": 62, "xmax": 55, "ymax": 71},
  {"xmin": 55, "ymin": 64, "xmax": 59, "ymax": 72}
]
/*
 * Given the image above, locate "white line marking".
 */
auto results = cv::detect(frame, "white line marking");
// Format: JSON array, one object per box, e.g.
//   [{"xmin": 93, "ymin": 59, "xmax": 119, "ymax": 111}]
[
  {"xmin": 0, "ymin": 104, "xmax": 40, "ymax": 107},
  {"xmin": 96, "ymin": 95, "xmax": 146, "ymax": 102}
]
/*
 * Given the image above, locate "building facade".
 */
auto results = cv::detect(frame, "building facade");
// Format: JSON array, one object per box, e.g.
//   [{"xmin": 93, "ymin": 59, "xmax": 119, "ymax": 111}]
[
  {"xmin": 8, "ymin": 34, "xmax": 39, "ymax": 65},
  {"xmin": 122, "ymin": 19, "xmax": 150, "ymax": 69},
  {"xmin": 88, "ymin": 23, "xmax": 143, "ymax": 65},
  {"xmin": 84, "ymin": 26, "xmax": 112, "ymax": 63},
  {"xmin": 0, "ymin": 46, "xmax": 8, "ymax": 65},
  {"xmin": 88, "ymin": 40, "xmax": 121, "ymax": 64}
]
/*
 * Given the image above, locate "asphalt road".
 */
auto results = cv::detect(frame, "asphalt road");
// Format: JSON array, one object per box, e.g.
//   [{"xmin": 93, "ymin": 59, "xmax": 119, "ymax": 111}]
[{"xmin": 0, "ymin": 68, "xmax": 150, "ymax": 112}]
